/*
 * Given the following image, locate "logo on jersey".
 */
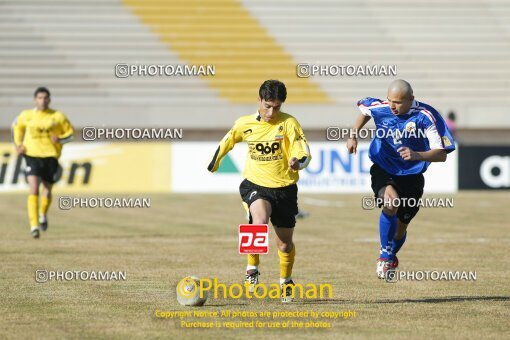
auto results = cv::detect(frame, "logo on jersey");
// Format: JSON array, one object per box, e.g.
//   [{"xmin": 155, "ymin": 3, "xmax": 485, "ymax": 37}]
[
  {"xmin": 30, "ymin": 126, "xmax": 52, "ymax": 139},
  {"xmin": 442, "ymin": 136, "xmax": 452, "ymax": 147},
  {"xmin": 248, "ymin": 191, "xmax": 257, "ymax": 200},
  {"xmin": 405, "ymin": 122, "xmax": 416, "ymax": 133},
  {"xmin": 296, "ymin": 134, "xmax": 306, "ymax": 142},
  {"xmin": 275, "ymin": 135, "xmax": 283, "ymax": 141},
  {"xmin": 256, "ymin": 142, "xmax": 280, "ymax": 154},
  {"xmin": 248, "ymin": 141, "xmax": 283, "ymax": 162},
  {"xmin": 239, "ymin": 224, "xmax": 269, "ymax": 254},
  {"xmin": 243, "ymin": 129, "xmax": 253, "ymax": 135}
]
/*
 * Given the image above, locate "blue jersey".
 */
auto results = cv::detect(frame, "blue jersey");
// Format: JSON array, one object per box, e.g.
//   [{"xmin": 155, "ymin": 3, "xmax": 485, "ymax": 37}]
[{"xmin": 357, "ymin": 97, "xmax": 456, "ymax": 176}]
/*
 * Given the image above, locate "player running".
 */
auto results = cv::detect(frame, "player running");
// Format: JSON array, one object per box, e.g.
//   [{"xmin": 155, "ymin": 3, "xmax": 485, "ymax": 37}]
[
  {"xmin": 346, "ymin": 80, "xmax": 455, "ymax": 280},
  {"xmin": 12, "ymin": 87, "xmax": 74, "ymax": 239},
  {"xmin": 207, "ymin": 80, "xmax": 311, "ymax": 302}
]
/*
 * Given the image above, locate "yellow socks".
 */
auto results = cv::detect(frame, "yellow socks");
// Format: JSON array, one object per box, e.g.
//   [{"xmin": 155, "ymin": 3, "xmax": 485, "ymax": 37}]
[
  {"xmin": 40, "ymin": 196, "xmax": 52, "ymax": 218},
  {"xmin": 27, "ymin": 194, "xmax": 39, "ymax": 229},
  {"xmin": 247, "ymin": 254, "xmax": 259, "ymax": 269},
  {"xmin": 246, "ymin": 246, "xmax": 296, "ymax": 281},
  {"xmin": 278, "ymin": 245, "xmax": 296, "ymax": 281}
]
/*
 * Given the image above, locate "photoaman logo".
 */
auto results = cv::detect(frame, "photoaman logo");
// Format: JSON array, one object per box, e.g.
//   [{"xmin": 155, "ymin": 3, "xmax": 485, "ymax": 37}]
[{"xmin": 177, "ymin": 276, "xmax": 332, "ymax": 301}]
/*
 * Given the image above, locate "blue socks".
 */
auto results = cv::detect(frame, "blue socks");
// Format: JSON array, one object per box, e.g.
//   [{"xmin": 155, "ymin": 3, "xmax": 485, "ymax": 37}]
[
  {"xmin": 379, "ymin": 211, "xmax": 397, "ymax": 260},
  {"xmin": 392, "ymin": 231, "xmax": 407, "ymax": 255}
]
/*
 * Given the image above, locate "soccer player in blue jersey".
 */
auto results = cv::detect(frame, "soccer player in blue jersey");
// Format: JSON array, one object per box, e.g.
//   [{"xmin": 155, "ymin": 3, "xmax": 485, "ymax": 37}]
[{"xmin": 346, "ymin": 79, "xmax": 455, "ymax": 279}]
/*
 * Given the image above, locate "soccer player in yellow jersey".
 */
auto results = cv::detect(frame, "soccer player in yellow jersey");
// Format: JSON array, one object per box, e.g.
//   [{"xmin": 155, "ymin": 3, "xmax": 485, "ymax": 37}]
[
  {"xmin": 208, "ymin": 80, "xmax": 311, "ymax": 302},
  {"xmin": 12, "ymin": 87, "xmax": 74, "ymax": 239}
]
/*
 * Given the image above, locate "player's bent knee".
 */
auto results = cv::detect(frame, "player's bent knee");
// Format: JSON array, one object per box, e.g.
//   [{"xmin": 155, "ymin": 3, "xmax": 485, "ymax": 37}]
[
  {"xmin": 382, "ymin": 205, "xmax": 398, "ymax": 216},
  {"xmin": 251, "ymin": 213, "xmax": 270, "ymax": 225},
  {"xmin": 277, "ymin": 242, "xmax": 293, "ymax": 253},
  {"xmin": 252, "ymin": 218, "xmax": 270, "ymax": 225},
  {"xmin": 249, "ymin": 201, "xmax": 271, "ymax": 225},
  {"xmin": 382, "ymin": 192, "xmax": 399, "ymax": 215}
]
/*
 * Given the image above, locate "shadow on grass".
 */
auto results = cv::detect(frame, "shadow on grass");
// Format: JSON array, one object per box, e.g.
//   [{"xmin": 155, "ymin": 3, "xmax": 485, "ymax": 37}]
[
  {"xmin": 206, "ymin": 302, "xmax": 249, "ymax": 307},
  {"xmin": 295, "ymin": 296, "xmax": 510, "ymax": 305},
  {"xmin": 371, "ymin": 296, "xmax": 510, "ymax": 304}
]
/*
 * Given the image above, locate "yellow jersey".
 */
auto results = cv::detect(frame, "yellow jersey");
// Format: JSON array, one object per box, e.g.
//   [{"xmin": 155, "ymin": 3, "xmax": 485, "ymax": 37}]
[
  {"xmin": 12, "ymin": 108, "xmax": 74, "ymax": 158},
  {"xmin": 208, "ymin": 111, "xmax": 311, "ymax": 188}
]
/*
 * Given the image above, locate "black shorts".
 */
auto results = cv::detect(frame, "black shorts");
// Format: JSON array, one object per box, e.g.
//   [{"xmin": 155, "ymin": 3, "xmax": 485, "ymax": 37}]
[
  {"xmin": 370, "ymin": 163, "xmax": 425, "ymax": 224},
  {"xmin": 239, "ymin": 179, "xmax": 298, "ymax": 228},
  {"xmin": 24, "ymin": 155, "xmax": 61, "ymax": 184}
]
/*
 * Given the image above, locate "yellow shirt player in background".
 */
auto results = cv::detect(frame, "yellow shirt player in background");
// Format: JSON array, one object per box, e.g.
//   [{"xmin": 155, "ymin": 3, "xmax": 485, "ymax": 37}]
[
  {"xmin": 12, "ymin": 87, "xmax": 74, "ymax": 239},
  {"xmin": 208, "ymin": 80, "xmax": 311, "ymax": 302}
]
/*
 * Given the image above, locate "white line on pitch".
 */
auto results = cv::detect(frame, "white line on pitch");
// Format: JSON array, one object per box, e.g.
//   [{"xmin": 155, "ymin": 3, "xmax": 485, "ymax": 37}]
[
  {"xmin": 301, "ymin": 198, "xmax": 345, "ymax": 207},
  {"xmin": 354, "ymin": 237, "xmax": 492, "ymax": 244}
]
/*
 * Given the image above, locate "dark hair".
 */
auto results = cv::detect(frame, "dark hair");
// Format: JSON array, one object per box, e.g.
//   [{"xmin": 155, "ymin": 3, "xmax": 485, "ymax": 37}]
[
  {"xmin": 259, "ymin": 80, "xmax": 287, "ymax": 102},
  {"xmin": 34, "ymin": 87, "xmax": 51, "ymax": 98},
  {"xmin": 447, "ymin": 111, "xmax": 456, "ymax": 121}
]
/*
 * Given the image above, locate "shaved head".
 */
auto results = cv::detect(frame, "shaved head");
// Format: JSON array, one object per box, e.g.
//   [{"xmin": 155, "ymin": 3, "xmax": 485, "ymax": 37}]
[
  {"xmin": 388, "ymin": 79, "xmax": 413, "ymax": 98},
  {"xmin": 386, "ymin": 79, "xmax": 414, "ymax": 115}
]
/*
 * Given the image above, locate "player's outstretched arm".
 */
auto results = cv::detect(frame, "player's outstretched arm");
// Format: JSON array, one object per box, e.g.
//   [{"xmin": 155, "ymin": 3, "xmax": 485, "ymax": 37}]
[
  {"xmin": 207, "ymin": 120, "xmax": 243, "ymax": 173},
  {"xmin": 347, "ymin": 114, "xmax": 371, "ymax": 154},
  {"xmin": 288, "ymin": 157, "xmax": 300, "ymax": 170},
  {"xmin": 288, "ymin": 118, "xmax": 311, "ymax": 171},
  {"xmin": 12, "ymin": 113, "xmax": 26, "ymax": 155},
  {"xmin": 400, "ymin": 113, "xmax": 454, "ymax": 162},
  {"xmin": 54, "ymin": 114, "xmax": 74, "ymax": 144},
  {"xmin": 397, "ymin": 147, "xmax": 447, "ymax": 162}
]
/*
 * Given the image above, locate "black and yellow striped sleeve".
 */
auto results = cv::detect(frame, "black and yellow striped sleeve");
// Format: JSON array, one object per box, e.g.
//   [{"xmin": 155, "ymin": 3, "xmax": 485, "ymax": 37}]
[
  {"xmin": 287, "ymin": 117, "xmax": 311, "ymax": 170},
  {"xmin": 12, "ymin": 111, "xmax": 27, "ymax": 147},
  {"xmin": 207, "ymin": 119, "xmax": 243, "ymax": 172},
  {"xmin": 57, "ymin": 113, "xmax": 74, "ymax": 144}
]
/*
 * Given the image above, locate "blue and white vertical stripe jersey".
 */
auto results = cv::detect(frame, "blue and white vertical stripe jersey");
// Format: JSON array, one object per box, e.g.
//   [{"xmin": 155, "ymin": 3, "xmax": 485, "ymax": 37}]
[{"xmin": 357, "ymin": 97, "xmax": 456, "ymax": 176}]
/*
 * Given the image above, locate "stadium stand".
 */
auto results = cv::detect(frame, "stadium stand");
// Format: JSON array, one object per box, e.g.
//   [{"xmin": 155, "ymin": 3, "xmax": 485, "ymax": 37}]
[{"xmin": 0, "ymin": 0, "xmax": 509, "ymax": 139}]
